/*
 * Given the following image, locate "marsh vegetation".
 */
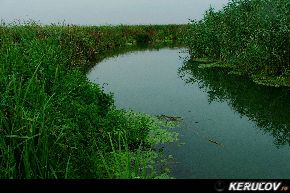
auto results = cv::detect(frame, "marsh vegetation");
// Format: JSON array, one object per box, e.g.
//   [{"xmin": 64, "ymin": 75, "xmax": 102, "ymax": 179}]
[
  {"xmin": 182, "ymin": 0, "xmax": 290, "ymax": 87},
  {"xmin": 0, "ymin": 0, "xmax": 289, "ymax": 179},
  {"xmin": 0, "ymin": 24, "xmax": 184, "ymax": 178}
]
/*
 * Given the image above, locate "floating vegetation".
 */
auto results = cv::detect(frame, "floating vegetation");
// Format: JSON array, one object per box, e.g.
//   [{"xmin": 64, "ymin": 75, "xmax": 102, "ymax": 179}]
[
  {"xmin": 156, "ymin": 114, "xmax": 183, "ymax": 123},
  {"xmin": 197, "ymin": 62, "xmax": 233, "ymax": 69},
  {"xmin": 251, "ymin": 75, "xmax": 290, "ymax": 87}
]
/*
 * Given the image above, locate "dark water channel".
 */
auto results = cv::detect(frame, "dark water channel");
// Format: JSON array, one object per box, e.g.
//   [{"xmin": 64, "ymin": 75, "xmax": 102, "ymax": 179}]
[{"xmin": 87, "ymin": 48, "xmax": 290, "ymax": 179}]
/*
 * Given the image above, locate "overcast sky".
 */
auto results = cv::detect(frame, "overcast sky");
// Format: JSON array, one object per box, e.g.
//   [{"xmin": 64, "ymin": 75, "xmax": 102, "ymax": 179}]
[{"xmin": 0, "ymin": 0, "xmax": 229, "ymax": 25}]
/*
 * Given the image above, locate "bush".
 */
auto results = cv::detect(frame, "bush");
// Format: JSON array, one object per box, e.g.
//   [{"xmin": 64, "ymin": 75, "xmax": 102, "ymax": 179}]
[{"xmin": 183, "ymin": 0, "xmax": 290, "ymax": 79}]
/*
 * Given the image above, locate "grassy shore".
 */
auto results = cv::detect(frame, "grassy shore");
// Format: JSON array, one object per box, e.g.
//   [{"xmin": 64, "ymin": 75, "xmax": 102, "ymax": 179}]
[
  {"xmin": 182, "ymin": 0, "xmax": 290, "ymax": 87},
  {"xmin": 0, "ymin": 23, "xmax": 185, "ymax": 179},
  {"xmin": 1, "ymin": 1, "xmax": 288, "ymax": 177}
]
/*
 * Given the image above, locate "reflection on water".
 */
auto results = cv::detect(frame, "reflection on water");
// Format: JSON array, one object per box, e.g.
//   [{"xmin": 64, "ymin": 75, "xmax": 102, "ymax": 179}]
[
  {"xmin": 88, "ymin": 48, "xmax": 290, "ymax": 178},
  {"xmin": 178, "ymin": 61, "xmax": 290, "ymax": 147}
]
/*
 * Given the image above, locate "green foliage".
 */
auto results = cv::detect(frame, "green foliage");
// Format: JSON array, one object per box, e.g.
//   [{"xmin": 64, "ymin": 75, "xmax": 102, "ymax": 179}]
[
  {"xmin": 0, "ymin": 23, "xmax": 181, "ymax": 179},
  {"xmin": 183, "ymin": 0, "xmax": 290, "ymax": 86},
  {"xmin": 94, "ymin": 112, "xmax": 178, "ymax": 179}
]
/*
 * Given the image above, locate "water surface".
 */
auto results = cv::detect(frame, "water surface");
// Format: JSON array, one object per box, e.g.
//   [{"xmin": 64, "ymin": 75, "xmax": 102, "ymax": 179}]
[{"xmin": 87, "ymin": 48, "xmax": 290, "ymax": 178}]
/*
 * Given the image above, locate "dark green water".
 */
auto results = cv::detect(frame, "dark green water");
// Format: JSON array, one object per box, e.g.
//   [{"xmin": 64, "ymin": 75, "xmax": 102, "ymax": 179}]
[{"xmin": 87, "ymin": 48, "xmax": 290, "ymax": 179}]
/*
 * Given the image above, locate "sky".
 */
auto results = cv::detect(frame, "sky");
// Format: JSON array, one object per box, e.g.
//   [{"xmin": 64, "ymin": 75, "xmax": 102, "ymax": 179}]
[{"xmin": 0, "ymin": 0, "xmax": 229, "ymax": 25}]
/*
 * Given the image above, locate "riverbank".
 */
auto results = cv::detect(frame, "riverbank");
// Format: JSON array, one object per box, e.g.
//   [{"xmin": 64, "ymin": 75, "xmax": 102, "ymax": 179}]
[
  {"xmin": 1, "ymin": 5, "xmax": 288, "ymax": 177},
  {"xmin": 0, "ymin": 23, "xmax": 185, "ymax": 179},
  {"xmin": 182, "ymin": 0, "xmax": 290, "ymax": 87}
]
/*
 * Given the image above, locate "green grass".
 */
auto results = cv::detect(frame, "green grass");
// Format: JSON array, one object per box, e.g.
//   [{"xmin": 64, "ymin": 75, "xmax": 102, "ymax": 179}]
[
  {"xmin": 7, "ymin": 3, "xmax": 288, "ymax": 178},
  {"xmin": 182, "ymin": 0, "xmax": 290, "ymax": 87},
  {"xmin": 0, "ymin": 22, "xmax": 184, "ymax": 179}
]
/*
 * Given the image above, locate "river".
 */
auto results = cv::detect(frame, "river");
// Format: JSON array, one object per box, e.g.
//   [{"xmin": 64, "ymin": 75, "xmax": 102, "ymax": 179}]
[{"xmin": 87, "ymin": 48, "xmax": 290, "ymax": 178}]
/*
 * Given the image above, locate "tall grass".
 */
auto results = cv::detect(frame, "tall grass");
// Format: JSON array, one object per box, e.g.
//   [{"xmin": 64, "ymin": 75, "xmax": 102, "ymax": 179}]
[
  {"xmin": 183, "ymin": 0, "xmax": 290, "ymax": 87},
  {"xmin": 0, "ymin": 23, "xmax": 182, "ymax": 179}
]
